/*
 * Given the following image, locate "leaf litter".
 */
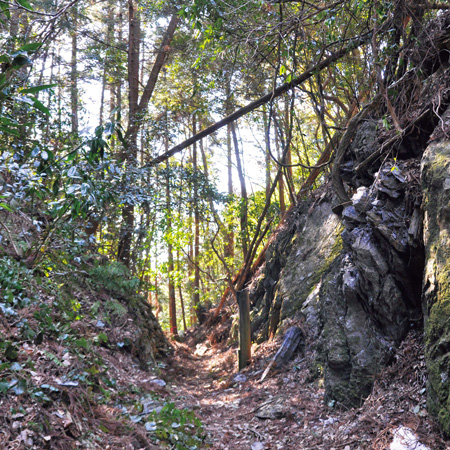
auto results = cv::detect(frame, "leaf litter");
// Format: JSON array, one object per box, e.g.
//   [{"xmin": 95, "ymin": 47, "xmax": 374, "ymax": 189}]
[{"xmin": 165, "ymin": 328, "xmax": 448, "ymax": 449}]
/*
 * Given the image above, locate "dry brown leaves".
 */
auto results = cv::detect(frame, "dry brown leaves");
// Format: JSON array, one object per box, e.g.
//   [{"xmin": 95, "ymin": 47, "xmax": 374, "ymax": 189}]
[{"xmin": 167, "ymin": 329, "xmax": 448, "ymax": 450}]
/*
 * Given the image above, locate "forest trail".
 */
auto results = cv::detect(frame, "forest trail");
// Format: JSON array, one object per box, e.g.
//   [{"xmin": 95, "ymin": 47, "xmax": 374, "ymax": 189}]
[{"xmin": 163, "ymin": 330, "xmax": 446, "ymax": 450}]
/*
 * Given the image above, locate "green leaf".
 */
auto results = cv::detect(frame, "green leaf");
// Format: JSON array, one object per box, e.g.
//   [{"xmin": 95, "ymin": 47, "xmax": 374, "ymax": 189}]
[
  {"xmin": 18, "ymin": 42, "xmax": 41, "ymax": 52},
  {"xmin": 0, "ymin": 1, "xmax": 10, "ymax": 19},
  {"xmin": 75, "ymin": 338, "xmax": 89, "ymax": 349},
  {"xmin": 5, "ymin": 343, "xmax": 18, "ymax": 360},
  {"xmin": 66, "ymin": 152, "xmax": 77, "ymax": 162},
  {"xmin": 18, "ymin": 95, "xmax": 34, "ymax": 105},
  {"xmin": 0, "ymin": 380, "xmax": 9, "ymax": 393},
  {"xmin": 16, "ymin": 0, "xmax": 33, "ymax": 10},
  {"xmin": 0, "ymin": 116, "xmax": 18, "ymax": 126},
  {"xmin": 104, "ymin": 121, "xmax": 114, "ymax": 136},
  {"xmin": 95, "ymin": 125, "xmax": 104, "ymax": 138},
  {"xmin": 32, "ymin": 97, "xmax": 50, "ymax": 116},
  {"xmin": 0, "ymin": 202, "xmax": 13, "ymax": 211},
  {"xmin": 20, "ymin": 84, "xmax": 56, "ymax": 94},
  {"xmin": 11, "ymin": 54, "xmax": 30, "ymax": 69},
  {"xmin": 0, "ymin": 125, "xmax": 20, "ymax": 137},
  {"xmin": 52, "ymin": 178, "xmax": 60, "ymax": 197},
  {"xmin": 95, "ymin": 332, "xmax": 108, "ymax": 344}
]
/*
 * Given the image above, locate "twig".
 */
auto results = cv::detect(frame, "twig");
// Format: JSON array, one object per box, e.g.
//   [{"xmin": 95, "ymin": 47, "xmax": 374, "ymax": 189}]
[{"xmin": 0, "ymin": 220, "xmax": 22, "ymax": 259}]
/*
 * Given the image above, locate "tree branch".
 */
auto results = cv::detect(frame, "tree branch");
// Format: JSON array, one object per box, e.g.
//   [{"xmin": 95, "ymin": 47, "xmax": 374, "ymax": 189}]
[{"xmin": 147, "ymin": 30, "xmax": 374, "ymax": 167}]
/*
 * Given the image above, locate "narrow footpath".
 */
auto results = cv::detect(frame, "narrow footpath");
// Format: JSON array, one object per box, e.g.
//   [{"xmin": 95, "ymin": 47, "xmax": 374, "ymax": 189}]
[{"xmin": 164, "ymin": 330, "xmax": 446, "ymax": 449}]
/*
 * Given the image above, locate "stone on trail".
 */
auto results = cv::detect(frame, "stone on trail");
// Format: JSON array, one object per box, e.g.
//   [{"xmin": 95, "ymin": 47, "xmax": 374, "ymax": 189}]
[
  {"xmin": 390, "ymin": 426, "xmax": 429, "ymax": 450},
  {"xmin": 254, "ymin": 395, "xmax": 289, "ymax": 420}
]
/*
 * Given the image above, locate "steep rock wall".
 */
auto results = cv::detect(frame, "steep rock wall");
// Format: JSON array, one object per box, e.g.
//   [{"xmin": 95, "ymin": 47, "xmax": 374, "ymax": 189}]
[
  {"xmin": 422, "ymin": 140, "xmax": 450, "ymax": 434},
  {"xmin": 251, "ymin": 154, "xmax": 423, "ymax": 406}
]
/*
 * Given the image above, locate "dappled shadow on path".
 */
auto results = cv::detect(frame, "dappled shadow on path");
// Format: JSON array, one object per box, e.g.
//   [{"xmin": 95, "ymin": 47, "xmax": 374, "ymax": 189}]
[{"xmin": 164, "ymin": 330, "xmax": 447, "ymax": 449}]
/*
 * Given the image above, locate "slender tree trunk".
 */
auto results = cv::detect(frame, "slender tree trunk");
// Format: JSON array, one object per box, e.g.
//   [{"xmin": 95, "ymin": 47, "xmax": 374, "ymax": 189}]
[
  {"xmin": 224, "ymin": 82, "xmax": 235, "ymax": 260},
  {"xmin": 224, "ymin": 124, "xmax": 235, "ymax": 260},
  {"xmin": 275, "ymin": 118, "xmax": 285, "ymax": 217},
  {"xmin": 192, "ymin": 115, "xmax": 201, "ymax": 322},
  {"xmin": 179, "ymin": 285, "xmax": 187, "ymax": 332},
  {"xmin": 188, "ymin": 230, "xmax": 195, "ymax": 326},
  {"xmin": 284, "ymin": 97, "xmax": 296, "ymax": 206},
  {"xmin": 166, "ymin": 159, "xmax": 177, "ymax": 336},
  {"xmin": 70, "ymin": 9, "xmax": 79, "ymax": 134},
  {"xmin": 187, "ymin": 185, "xmax": 196, "ymax": 327},
  {"xmin": 118, "ymin": 11, "xmax": 178, "ymax": 267},
  {"xmin": 263, "ymin": 106, "xmax": 271, "ymax": 199},
  {"xmin": 231, "ymin": 123, "xmax": 249, "ymax": 260},
  {"xmin": 177, "ymin": 250, "xmax": 188, "ymax": 332},
  {"xmin": 99, "ymin": 66, "xmax": 107, "ymax": 126}
]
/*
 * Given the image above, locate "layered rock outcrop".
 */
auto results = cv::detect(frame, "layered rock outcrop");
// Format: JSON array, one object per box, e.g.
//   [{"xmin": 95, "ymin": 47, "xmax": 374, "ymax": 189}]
[{"xmin": 251, "ymin": 152, "xmax": 423, "ymax": 406}]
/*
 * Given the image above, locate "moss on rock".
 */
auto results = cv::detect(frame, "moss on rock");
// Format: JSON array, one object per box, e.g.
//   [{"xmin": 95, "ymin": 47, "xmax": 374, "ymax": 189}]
[{"xmin": 422, "ymin": 140, "xmax": 450, "ymax": 435}]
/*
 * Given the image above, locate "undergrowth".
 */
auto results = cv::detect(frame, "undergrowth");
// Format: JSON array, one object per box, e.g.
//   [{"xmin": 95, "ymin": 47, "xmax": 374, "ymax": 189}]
[{"xmin": 0, "ymin": 256, "xmax": 204, "ymax": 449}]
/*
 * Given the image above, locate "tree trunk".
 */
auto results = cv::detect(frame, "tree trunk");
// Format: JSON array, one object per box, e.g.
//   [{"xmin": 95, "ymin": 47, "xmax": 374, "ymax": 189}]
[
  {"xmin": 192, "ymin": 115, "xmax": 201, "ymax": 322},
  {"xmin": 275, "ymin": 119, "xmax": 286, "ymax": 217},
  {"xmin": 70, "ymin": 8, "xmax": 79, "ymax": 134},
  {"xmin": 118, "ymin": 10, "xmax": 178, "ymax": 267},
  {"xmin": 225, "ymin": 82, "xmax": 235, "ymax": 260},
  {"xmin": 263, "ymin": 106, "xmax": 271, "ymax": 199},
  {"xmin": 188, "ymin": 210, "xmax": 195, "ymax": 326},
  {"xmin": 231, "ymin": 122, "xmax": 249, "ymax": 261},
  {"xmin": 225, "ymin": 122, "xmax": 235, "ymax": 259},
  {"xmin": 117, "ymin": 0, "xmax": 140, "ymax": 268},
  {"xmin": 166, "ymin": 159, "xmax": 178, "ymax": 337}
]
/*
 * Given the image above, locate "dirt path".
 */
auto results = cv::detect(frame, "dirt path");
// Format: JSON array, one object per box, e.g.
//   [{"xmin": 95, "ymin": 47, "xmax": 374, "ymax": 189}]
[{"xmin": 164, "ymin": 331, "xmax": 447, "ymax": 450}]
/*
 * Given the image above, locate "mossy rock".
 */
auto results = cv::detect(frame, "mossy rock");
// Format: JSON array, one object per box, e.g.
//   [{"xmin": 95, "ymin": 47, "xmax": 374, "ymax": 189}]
[{"xmin": 422, "ymin": 140, "xmax": 450, "ymax": 435}]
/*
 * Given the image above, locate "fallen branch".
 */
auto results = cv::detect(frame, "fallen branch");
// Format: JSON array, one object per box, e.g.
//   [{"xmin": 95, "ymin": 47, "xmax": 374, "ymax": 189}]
[{"xmin": 260, "ymin": 327, "xmax": 304, "ymax": 382}]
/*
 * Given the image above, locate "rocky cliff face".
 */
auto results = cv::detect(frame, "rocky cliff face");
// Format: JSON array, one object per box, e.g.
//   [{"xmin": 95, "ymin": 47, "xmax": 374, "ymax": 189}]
[
  {"xmin": 251, "ymin": 153, "xmax": 424, "ymax": 407},
  {"xmin": 422, "ymin": 140, "xmax": 450, "ymax": 434},
  {"xmin": 249, "ymin": 12, "xmax": 450, "ymax": 424}
]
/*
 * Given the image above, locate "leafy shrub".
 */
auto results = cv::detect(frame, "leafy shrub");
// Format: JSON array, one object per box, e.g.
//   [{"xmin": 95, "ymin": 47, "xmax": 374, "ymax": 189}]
[
  {"xmin": 145, "ymin": 402, "xmax": 205, "ymax": 449},
  {"xmin": 0, "ymin": 257, "xmax": 33, "ymax": 316}
]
